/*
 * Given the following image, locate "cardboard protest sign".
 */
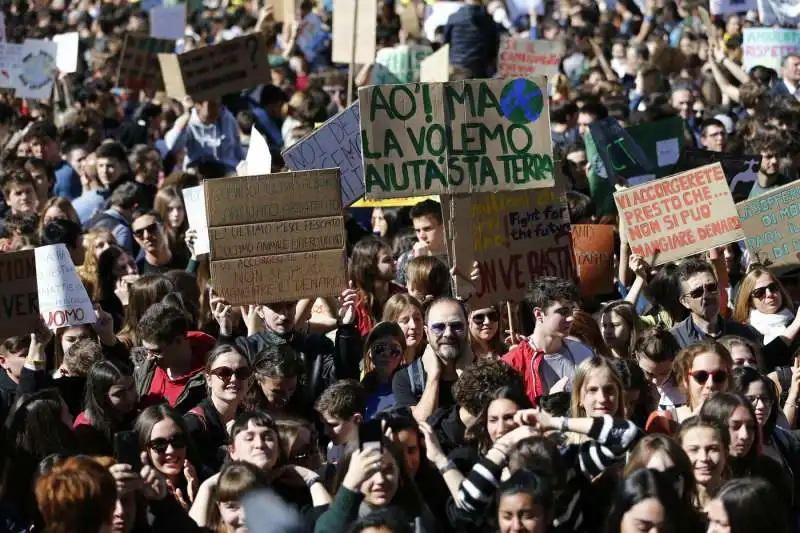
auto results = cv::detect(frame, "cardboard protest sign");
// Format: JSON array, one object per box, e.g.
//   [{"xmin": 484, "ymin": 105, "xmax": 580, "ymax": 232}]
[
  {"xmin": 53, "ymin": 32, "xmax": 79, "ymax": 74},
  {"xmin": 571, "ymin": 224, "xmax": 615, "ymax": 296},
  {"xmin": 283, "ymin": 102, "xmax": 364, "ymax": 207},
  {"xmin": 711, "ymin": 0, "xmax": 756, "ymax": 14},
  {"xmin": 0, "ymin": 249, "xmax": 39, "ymax": 340},
  {"xmin": 182, "ymin": 185, "xmax": 210, "ymax": 256},
  {"xmin": 419, "ymin": 44, "xmax": 449, "ymax": 83},
  {"xmin": 332, "ymin": 0, "xmax": 377, "ymax": 65},
  {"xmin": 372, "ymin": 45, "xmax": 432, "ymax": 85},
  {"xmin": 117, "ymin": 34, "xmax": 174, "ymax": 91},
  {"xmin": 442, "ymin": 187, "xmax": 574, "ymax": 305},
  {"xmin": 150, "ymin": 5, "xmax": 186, "ymax": 40},
  {"xmin": 204, "ymin": 169, "xmax": 346, "ymax": 304},
  {"xmin": 614, "ymin": 163, "xmax": 744, "ymax": 266},
  {"xmin": 158, "ymin": 33, "xmax": 270, "ymax": 101},
  {"xmin": 398, "ymin": 3, "xmax": 421, "ymax": 38},
  {"xmin": 743, "ymin": 28, "xmax": 800, "ymax": 72},
  {"xmin": 359, "ymin": 77, "xmax": 554, "ymax": 200},
  {"xmin": 678, "ymin": 149, "xmax": 761, "ymax": 202},
  {"xmin": 757, "ymin": 0, "xmax": 800, "ymax": 26},
  {"xmin": 736, "ymin": 180, "xmax": 800, "ymax": 274},
  {"xmin": 497, "ymin": 37, "xmax": 564, "ymax": 78},
  {"xmin": 35, "ymin": 244, "xmax": 96, "ymax": 329},
  {"xmin": 15, "ymin": 39, "xmax": 57, "ymax": 100}
]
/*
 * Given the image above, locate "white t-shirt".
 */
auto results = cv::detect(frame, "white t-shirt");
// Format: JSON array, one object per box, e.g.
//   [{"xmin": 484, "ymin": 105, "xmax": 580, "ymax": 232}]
[{"xmin": 539, "ymin": 338, "xmax": 595, "ymax": 394}]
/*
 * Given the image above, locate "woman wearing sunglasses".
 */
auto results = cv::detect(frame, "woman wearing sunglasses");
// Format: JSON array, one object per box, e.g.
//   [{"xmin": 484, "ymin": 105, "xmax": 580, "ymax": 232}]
[
  {"xmin": 468, "ymin": 306, "xmax": 505, "ymax": 361},
  {"xmin": 135, "ymin": 404, "xmax": 202, "ymax": 510},
  {"xmin": 362, "ymin": 322, "xmax": 407, "ymax": 420},
  {"xmin": 733, "ymin": 266, "xmax": 800, "ymax": 348},
  {"xmin": 673, "ymin": 342, "xmax": 734, "ymax": 422},
  {"xmin": 185, "ymin": 345, "xmax": 252, "ymax": 474}
]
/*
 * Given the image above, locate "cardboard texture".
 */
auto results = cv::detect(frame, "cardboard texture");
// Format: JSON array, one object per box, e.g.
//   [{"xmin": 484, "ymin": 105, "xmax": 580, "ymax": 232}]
[
  {"xmin": 283, "ymin": 102, "xmax": 364, "ymax": 207},
  {"xmin": 614, "ymin": 163, "xmax": 744, "ymax": 266},
  {"xmin": 398, "ymin": 3, "xmax": 421, "ymax": 38},
  {"xmin": 0, "ymin": 249, "xmax": 39, "ymax": 340},
  {"xmin": 204, "ymin": 169, "xmax": 346, "ymax": 304},
  {"xmin": 359, "ymin": 77, "xmax": 554, "ymax": 200},
  {"xmin": 737, "ymin": 180, "xmax": 800, "ymax": 274},
  {"xmin": 677, "ymin": 149, "xmax": 761, "ymax": 202},
  {"xmin": 442, "ymin": 188, "xmax": 574, "ymax": 306},
  {"xmin": 571, "ymin": 224, "xmax": 615, "ymax": 296},
  {"xmin": 332, "ymin": 0, "xmax": 377, "ymax": 65},
  {"xmin": 158, "ymin": 33, "xmax": 270, "ymax": 101},
  {"xmin": 269, "ymin": 0, "xmax": 293, "ymax": 23},
  {"xmin": 419, "ymin": 44, "xmax": 449, "ymax": 83},
  {"xmin": 117, "ymin": 34, "xmax": 174, "ymax": 91},
  {"xmin": 743, "ymin": 28, "xmax": 800, "ymax": 72},
  {"xmin": 498, "ymin": 37, "xmax": 564, "ymax": 77},
  {"xmin": 35, "ymin": 244, "xmax": 96, "ymax": 329}
]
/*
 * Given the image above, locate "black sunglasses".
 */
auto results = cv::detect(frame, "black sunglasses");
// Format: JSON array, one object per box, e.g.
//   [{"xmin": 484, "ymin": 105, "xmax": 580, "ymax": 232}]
[
  {"xmin": 751, "ymin": 282, "xmax": 780, "ymax": 300},
  {"xmin": 372, "ymin": 343, "xmax": 403, "ymax": 360},
  {"xmin": 208, "ymin": 366, "xmax": 252, "ymax": 381},
  {"xmin": 684, "ymin": 282, "xmax": 719, "ymax": 300},
  {"xmin": 147, "ymin": 434, "xmax": 187, "ymax": 454},
  {"xmin": 689, "ymin": 370, "xmax": 728, "ymax": 385},
  {"xmin": 472, "ymin": 311, "xmax": 499, "ymax": 324},
  {"xmin": 133, "ymin": 223, "xmax": 160, "ymax": 239}
]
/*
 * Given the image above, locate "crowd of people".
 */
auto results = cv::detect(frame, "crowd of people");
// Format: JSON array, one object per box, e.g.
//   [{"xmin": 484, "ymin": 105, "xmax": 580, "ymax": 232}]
[{"xmin": 0, "ymin": 0, "xmax": 800, "ymax": 532}]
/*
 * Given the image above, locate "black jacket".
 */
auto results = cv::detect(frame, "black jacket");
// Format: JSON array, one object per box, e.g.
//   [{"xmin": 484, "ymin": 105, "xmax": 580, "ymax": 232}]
[
  {"xmin": 0, "ymin": 369, "xmax": 18, "ymax": 424},
  {"xmin": 184, "ymin": 397, "xmax": 229, "ymax": 474}
]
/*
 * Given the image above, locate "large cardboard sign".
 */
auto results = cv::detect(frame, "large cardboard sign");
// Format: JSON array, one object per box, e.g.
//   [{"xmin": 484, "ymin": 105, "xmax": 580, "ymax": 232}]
[
  {"xmin": 359, "ymin": 77, "xmax": 554, "ymax": 200},
  {"xmin": 372, "ymin": 45, "xmax": 432, "ymax": 85},
  {"xmin": 283, "ymin": 102, "xmax": 364, "ymax": 207},
  {"xmin": 614, "ymin": 163, "xmax": 744, "ymax": 266},
  {"xmin": 443, "ymin": 188, "xmax": 574, "ymax": 305},
  {"xmin": 204, "ymin": 169, "xmax": 346, "ymax": 304},
  {"xmin": 743, "ymin": 28, "xmax": 800, "ymax": 72},
  {"xmin": 737, "ymin": 180, "xmax": 800, "ymax": 273},
  {"xmin": 35, "ymin": 244, "xmax": 96, "ymax": 330},
  {"xmin": 0, "ymin": 249, "xmax": 39, "ymax": 340},
  {"xmin": 419, "ymin": 44, "xmax": 449, "ymax": 83},
  {"xmin": 332, "ymin": 0, "xmax": 377, "ymax": 65},
  {"xmin": 498, "ymin": 37, "xmax": 564, "ymax": 78},
  {"xmin": 158, "ymin": 34, "xmax": 270, "ymax": 101},
  {"xmin": 117, "ymin": 34, "xmax": 174, "ymax": 91},
  {"xmin": 678, "ymin": 149, "xmax": 761, "ymax": 202},
  {"xmin": 571, "ymin": 224, "xmax": 615, "ymax": 296}
]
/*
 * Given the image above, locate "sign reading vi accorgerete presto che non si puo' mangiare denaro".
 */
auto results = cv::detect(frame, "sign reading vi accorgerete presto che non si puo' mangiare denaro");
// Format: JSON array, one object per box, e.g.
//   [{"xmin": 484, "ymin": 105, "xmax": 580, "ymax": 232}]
[{"xmin": 358, "ymin": 77, "xmax": 554, "ymax": 200}]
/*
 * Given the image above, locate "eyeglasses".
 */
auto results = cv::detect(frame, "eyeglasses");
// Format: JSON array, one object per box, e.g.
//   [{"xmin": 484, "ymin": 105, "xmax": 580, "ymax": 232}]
[
  {"xmin": 147, "ymin": 434, "xmax": 187, "ymax": 454},
  {"xmin": 133, "ymin": 223, "xmax": 160, "ymax": 240},
  {"xmin": 209, "ymin": 366, "xmax": 252, "ymax": 381},
  {"xmin": 689, "ymin": 369, "xmax": 728, "ymax": 385},
  {"xmin": 746, "ymin": 395, "xmax": 773, "ymax": 407},
  {"xmin": 751, "ymin": 282, "xmax": 780, "ymax": 300},
  {"xmin": 471, "ymin": 311, "xmax": 499, "ymax": 324},
  {"xmin": 684, "ymin": 282, "xmax": 719, "ymax": 300},
  {"xmin": 372, "ymin": 343, "xmax": 403, "ymax": 360},
  {"xmin": 428, "ymin": 321, "xmax": 466, "ymax": 337}
]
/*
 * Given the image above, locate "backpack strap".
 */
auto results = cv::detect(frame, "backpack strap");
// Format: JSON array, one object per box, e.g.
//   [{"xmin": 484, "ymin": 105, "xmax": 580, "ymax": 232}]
[
  {"xmin": 188, "ymin": 405, "xmax": 208, "ymax": 431},
  {"xmin": 407, "ymin": 359, "xmax": 425, "ymax": 398}
]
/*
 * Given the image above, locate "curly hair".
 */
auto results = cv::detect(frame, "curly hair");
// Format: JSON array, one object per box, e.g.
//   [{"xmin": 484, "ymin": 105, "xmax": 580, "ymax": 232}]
[{"xmin": 452, "ymin": 359, "xmax": 525, "ymax": 417}]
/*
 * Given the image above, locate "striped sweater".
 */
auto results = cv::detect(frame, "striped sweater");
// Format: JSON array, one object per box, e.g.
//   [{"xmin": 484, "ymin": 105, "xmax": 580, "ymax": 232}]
[{"xmin": 450, "ymin": 415, "xmax": 643, "ymax": 533}]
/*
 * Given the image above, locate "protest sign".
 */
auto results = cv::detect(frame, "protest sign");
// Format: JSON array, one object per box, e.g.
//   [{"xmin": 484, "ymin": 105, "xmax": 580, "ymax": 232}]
[
  {"xmin": 150, "ymin": 5, "xmax": 186, "ymax": 40},
  {"xmin": 442, "ymin": 187, "xmax": 574, "ymax": 305},
  {"xmin": 571, "ymin": 224, "xmax": 615, "ymax": 296},
  {"xmin": 419, "ymin": 44, "xmax": 449, "ymax": 83},
  {"xmin": 627, "ymin": 117, "xmax": 683, "ymax": 178},
  {"xmin": 372, "ymin": 45, "xmax": 432, "ymax": 84},
  {"xmin": 35, "ymin": 244, "xmax": 96, "ymax": 329},
  {"xmin": 0, "ymin": 43, "xmax": 23, "ymax": 90},
  {"xmin": 245, "ymin": 127, "xmax": 272, "ymax": 175},
  {"xmin": 711, "ymin": 0, "xmax": 757, "ymax": 14},
  {"xmin": 117, "ymin": 34, "xmax": 174, "ymax": 91},
  {"xmin": 182, "ymin": 185, "xmax": 210, "ymax": 256},
  {"xmin": 398, "ymin": 3, "xmax": 421, "ymax": 38},
  {"xmin": 497, "ymin": 37, "xmax": 564, "ymax": 77},
  {"xmin": 52, "ymin": 32, "xmax": 79, "ymax": 73},
  {"xmin": 332, "ymin": 0, "xmax": 377, "ymax": 65},
  {"xmin": 585, "ymin": 117, "xmax": 654, "ymax": 185},
  {"xmin": 15, "ymin": 39, "xmax": 57, "ymax": 100},
  {"xmin": 736, "ymin": 180, "xmax": 800, "ymax": 273},
  {"xmin": 757, "ymin": 0, "xmax": 800, "ymax": 26},
  {"xmin": 204, "ymin": 169, "xmax": 346, "ymax": 304},
  {"xmin": 743, "ymin": 28, "xmax": 800, "ymax": 72},
  {"xmin": 139, "ymin": 0, "xmax": 164, "ymax": 11},
  {"xmin": 678, "ymin": 149, "xmax": 761, "ymax": 202},
  {"xmin": 352, "ymin": 195, "xmax": 439, "ymax": 208},
  {"xmin": 158, "ymin": 33, "xmax": 270, "ymax": 101},
  {"xmin": 614, "ymin": 163, "xmax": 744, "ymax": 266},
  {"xmin": 359, "ymin": 77, "xmax": 554, "ymax": 200},
  {"xmin": 0, "ymin": 250, "xmax": 39, "ymax": 340},
  {"xmin": 283, "ymin": 102, "xmax": 364, "ymax": 207}
]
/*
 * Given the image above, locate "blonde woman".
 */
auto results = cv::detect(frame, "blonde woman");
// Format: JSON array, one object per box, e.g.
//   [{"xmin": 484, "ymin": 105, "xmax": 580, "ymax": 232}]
[
  {"xmin": 733, "ymin": 266, "xmax": 800, "ymax": 347},
  {"xmin": 382, "ymin": 293, "xmax": 426, "ymax": 364}
]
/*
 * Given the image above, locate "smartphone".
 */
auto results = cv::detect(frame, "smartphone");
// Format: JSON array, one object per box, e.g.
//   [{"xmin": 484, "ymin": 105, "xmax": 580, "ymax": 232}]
[
  {"xmin": 358, "ymin": 419, "xmax": 383, "ymax": 452},
  {"xmin": 114, "ymin": 430, "xmax": 142, "ymax": 471}
]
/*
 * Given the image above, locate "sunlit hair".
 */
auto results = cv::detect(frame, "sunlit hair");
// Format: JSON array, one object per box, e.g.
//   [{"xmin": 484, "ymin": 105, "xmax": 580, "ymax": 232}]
[
  {"xmin": 598, "ymin": 300, "xmax": 641, "ymax": 358},
  {"xmin": 717, "ymin": 335, "xmax": 763, "ymax": 371},
  {"xmin": 570, "ymin": 357, "xmax": 625, "ymax": 418},
  {"xmin": 673, "ymin": 341, "xmax": 733, "ymax": 408},
  {"xmin": 118, "ymin": 275, "xmax": 175, "ymax": 348},
  {"xmin": 37, "ymin": 196, "xmax": 80, "ymax": 237},
  {"xmin": 570, "ymin": 310, "xmax": 611, "ymax": 358},
  {"xmin": 624, "ymin": 434, "xmax": 697, "ymax": 507},
  {"xmin": 381, "ymin": 293, "xmax": 425, "ymax": 362},
  {"xmin": 732, "ymin": 266, "xmax": 792, "ymax": 324},
  {"xmin": 348, "ymin": 235, "xmax": 393, "ymax": 323},
  {"xmin": 206, "ymin": 461, "xmax": 270, "ymax": 533},
  {"xmin": 78, "ymin": 228, "xmax": 118, "ymax": 298},
  {"xmin": 154, "ymin": 185, "xmax": 189, "ymax": 241}
]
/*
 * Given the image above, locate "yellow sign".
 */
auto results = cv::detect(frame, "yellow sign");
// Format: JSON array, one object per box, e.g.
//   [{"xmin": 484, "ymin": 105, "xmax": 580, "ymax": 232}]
[{"xmin": 351, "ymin": 196, "xmax": 440, "ymax": 208}]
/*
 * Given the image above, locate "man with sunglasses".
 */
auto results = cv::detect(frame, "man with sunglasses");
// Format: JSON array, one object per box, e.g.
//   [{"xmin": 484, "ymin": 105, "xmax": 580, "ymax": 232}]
[
  {"xmin": 132, "ymin": 211, "xmax": 190, "ymax": 275},
  {"xmin": 392, "ymin": 297, "xmax": 472, "ymax": 422},
  {"xmin": 670, "ymin": 259, "xmax": 788, "ymax": 368}
]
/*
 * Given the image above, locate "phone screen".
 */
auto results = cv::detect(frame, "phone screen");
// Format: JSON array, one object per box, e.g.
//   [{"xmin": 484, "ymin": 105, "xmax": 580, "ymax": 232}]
[{"xmin": 358, "ymin": 419, "xmax": 383, "ymax": 451}]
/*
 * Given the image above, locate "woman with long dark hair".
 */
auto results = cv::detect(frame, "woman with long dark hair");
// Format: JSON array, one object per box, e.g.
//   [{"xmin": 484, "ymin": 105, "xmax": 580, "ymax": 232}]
[
  {"xmin": 349, "ymin": 236, "xmax": 405, "ymax": 337},
  {"xmin": 706, "ymin": 477, "xmax": 789, "ymax": 533},
  {"xmin": 606, "ymin": 469, "xmax": 692, "ymax": 533}
]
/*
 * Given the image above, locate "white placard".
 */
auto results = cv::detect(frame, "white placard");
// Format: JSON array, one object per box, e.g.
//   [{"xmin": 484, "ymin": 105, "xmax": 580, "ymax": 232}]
[
  {"xmin": 182, "ymin": 185, "xmax": 210, "ymax": 256},
  {"xmin": 53, "ymin": 32, "xmax": 79, "ymax": 74},
  {"xmin": 0, "ymin": 43, "xmax": 23, "ymax": 90},
  {"xmin": 35, "ymin": 244, "xmax": 96, "ymax": 330},
  {"xmin": 245, "ymin": 127, "xmax": 272, "ymax": 175},
  {"xmin": 711, "ymin": 0, "xmax": 757, "ymax": 14},
  {"xmin": 150, "ymin": 5, "xmax": 186, "ymax": 41},
  {"xmin": 15, "ymin": 39, "xmax": 58, "ymax": 100}
]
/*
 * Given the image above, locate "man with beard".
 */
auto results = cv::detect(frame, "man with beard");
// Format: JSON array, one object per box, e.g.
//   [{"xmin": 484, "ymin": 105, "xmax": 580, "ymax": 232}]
[{"xmin": 393, "ymin": 297, "xmax": 473, "ymax": 422}]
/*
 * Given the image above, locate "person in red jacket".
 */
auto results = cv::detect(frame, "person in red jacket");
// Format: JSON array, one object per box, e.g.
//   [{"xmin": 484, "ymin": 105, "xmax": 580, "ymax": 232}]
[{"xmin": 502, "ymin": 277, "xmax": 594, "ymax": 405}]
